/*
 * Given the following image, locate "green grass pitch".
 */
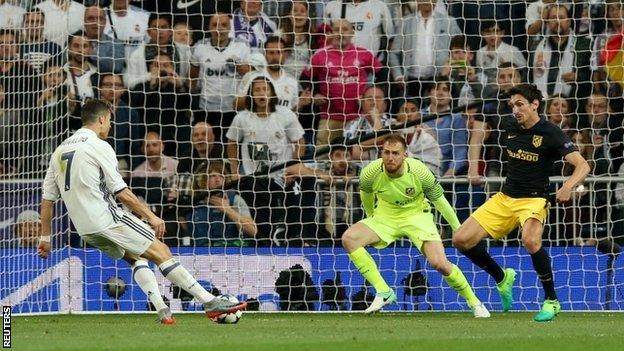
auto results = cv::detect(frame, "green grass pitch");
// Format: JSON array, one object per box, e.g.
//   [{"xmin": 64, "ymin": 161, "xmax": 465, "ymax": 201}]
[{"xmin": 11, "ymin": 312, "xmax": 623, "ymax": 351}]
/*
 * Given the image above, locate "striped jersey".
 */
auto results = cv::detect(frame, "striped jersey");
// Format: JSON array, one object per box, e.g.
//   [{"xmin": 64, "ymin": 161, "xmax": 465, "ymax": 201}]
[{"xmin": 42, "ymin": 128, "xmax": 127, "ymax": 234}]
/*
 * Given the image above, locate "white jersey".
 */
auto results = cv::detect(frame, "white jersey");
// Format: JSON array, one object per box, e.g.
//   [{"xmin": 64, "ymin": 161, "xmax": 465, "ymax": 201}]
[
  {"xmin": 42, "ymin": 128, "xmax": 127, "ymax": 235},
  {"xmin": 226, "ymin": 107, "xmax": 304, "ymax": 175},
  {"xmin": 191, "ymin": 38, "xmax": 251, "ymax": 112},
  {"xmin": 238, "ymin": 69, "xmax": 299, "ymax": 110},
  {"xmin": 36, "ymin": 0, "xmax": 85, "ymax": 47},
  {"xmin": 0, "ymin": 2, "xmax": 25, "ymax": 30},
  {"xmin": 324, "ymin": 0, "xmax": 395, "ymax": 56},
  {"xmin": 103, "ymin": 5, "xmax": 149, "ymax": 55},
  {"xmin": 64, "ymin": 63, "xmax": 96, "ymax": 101}
]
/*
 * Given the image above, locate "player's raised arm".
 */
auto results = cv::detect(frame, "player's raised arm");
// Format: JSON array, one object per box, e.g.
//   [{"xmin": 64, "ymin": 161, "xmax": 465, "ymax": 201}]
[
  {"xmin": 556, "ymin": 151, "xmax": 591, "ymax": 203},
  {"xmin": 418, "ymin": 162, "xmax": 461, "ymax": 231}
]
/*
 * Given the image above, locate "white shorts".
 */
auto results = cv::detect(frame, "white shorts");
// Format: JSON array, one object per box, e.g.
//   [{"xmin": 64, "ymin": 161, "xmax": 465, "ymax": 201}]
[{"xmin": 81, "ymin": 214, "xmax": 155, "ymax": 259}]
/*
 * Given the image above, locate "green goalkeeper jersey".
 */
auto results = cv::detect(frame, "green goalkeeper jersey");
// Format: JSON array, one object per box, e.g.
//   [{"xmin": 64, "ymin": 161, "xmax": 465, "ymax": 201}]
[{"xmin": 359, "ymin": 158, "xmax": 460, "ymax": 230}]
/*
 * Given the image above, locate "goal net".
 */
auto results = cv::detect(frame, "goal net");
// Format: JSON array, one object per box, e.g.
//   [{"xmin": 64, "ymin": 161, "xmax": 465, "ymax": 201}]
[{"xmin": 1, "ymin": 0, "xmax": 624, "ymax": 314}]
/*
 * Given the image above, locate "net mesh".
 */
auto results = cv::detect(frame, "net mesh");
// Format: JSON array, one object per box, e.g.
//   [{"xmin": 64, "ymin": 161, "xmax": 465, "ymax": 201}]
[{"xmin": 1, "ymin": 0, "xmax": 624, "ymax": 313}]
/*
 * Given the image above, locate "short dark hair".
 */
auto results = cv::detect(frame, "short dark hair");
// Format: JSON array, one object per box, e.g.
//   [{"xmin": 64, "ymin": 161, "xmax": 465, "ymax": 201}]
[
  {"xmin": 498, "ymin": 61, "xmax": 519, "ymax": 71},
  {"xmin": 265, "ymin": 36, "xmax": 287, "ymax": 48},
  {"xmin": 68, "ymin": 30, "xmax": 87, "ymax": 45},
  {"xmin": 383, "ymin": 134, "xmax": 407, "ymax": 150},
  {"xmin": 508, "ymin": 83, "xmax": 544, "ymax": 113},
  {"xmin": 426, "ymin": 75, "xmax": 450, "ymax": 94},
  {"xmin": 246, "ymin": 77, "xmax": 278, "ymax": 113},
  {"xmin": 450, "ymin": 35, "xmax": 469, "ymax": 50},
  {"xmin": 81, "ymin": 99, "xmax": 111, "ymax": 125},
  {"xmin": 149, "ymin": 13, "xmax": 171, "ymax": 27},
  {"xmin": 480, "ymin": 19, "xmax": 500, "ymax": 32}
]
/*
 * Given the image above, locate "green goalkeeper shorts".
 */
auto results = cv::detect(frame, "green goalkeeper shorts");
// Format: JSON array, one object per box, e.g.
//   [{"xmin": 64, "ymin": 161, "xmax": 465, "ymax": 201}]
[{"xmin": 359, "ymin": 211, "xmax": 441, "ymax": 251}]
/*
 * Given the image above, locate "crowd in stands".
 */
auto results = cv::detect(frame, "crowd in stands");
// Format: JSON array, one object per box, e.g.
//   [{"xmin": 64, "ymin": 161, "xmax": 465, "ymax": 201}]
[{"xmin": 1, "ymin": 0, "xmax": 623, "ymax": 248}]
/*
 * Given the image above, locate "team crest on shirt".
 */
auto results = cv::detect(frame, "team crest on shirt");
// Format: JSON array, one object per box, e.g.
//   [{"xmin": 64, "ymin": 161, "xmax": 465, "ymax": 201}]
[
  {"xmin": 135, "ymin": 24, "xmax": 141, "ymax": 33},
  {"xmin": 405, "ymin": 187, "xmax": 415, "ymax": 196},
  {"xmin": 532, "ymin": 135, "xmax": 543, "ymax": 148},
  {"xmin": 366, "ymin": 12, "xmax": 373, "ymax": 20}
]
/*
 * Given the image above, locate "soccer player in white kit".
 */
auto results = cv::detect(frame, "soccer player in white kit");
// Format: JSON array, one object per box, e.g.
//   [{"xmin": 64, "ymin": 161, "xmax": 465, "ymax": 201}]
[{"xmin": 37, "ymin": 99, "xmax": 247, "ymax": 324}]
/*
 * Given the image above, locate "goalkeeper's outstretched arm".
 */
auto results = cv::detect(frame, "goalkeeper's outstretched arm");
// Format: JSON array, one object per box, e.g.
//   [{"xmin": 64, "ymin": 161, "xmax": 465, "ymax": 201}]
[{"xmin": 420, "ymin": 166, "xmax": 461, "ymax": 231}]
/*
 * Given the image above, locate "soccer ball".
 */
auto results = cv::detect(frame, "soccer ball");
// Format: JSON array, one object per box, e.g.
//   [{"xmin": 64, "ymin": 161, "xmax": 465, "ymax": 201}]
[{"xmin": 210, "ymin": 294, "xmax": 243, "ymax": 324}]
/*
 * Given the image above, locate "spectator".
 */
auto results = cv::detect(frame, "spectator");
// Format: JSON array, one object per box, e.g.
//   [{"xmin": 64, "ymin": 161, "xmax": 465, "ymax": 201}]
[
  {"xmin": 468, "ymin": 62, "xmax": 522, "ymax": 182},
  {"xmin": 277, "ymin": 0, "xmax": 314, "ymax": 80},
  {"xmin": 131, "ymin": 130, "xmax": 179, "ymax": 179},
  {"xmin": 0, "ymin": 81, "xmax": 15, "ymax": 176},
  {"xmin": 580, "ymin": 92, "xmax": 623, "ymax": 171},
  {"xmin": 422, "ymin": 78, "xmax": 468, "ymax": 177},
  {"xmin": 230, "ymin": 0, "xmax": 277, "ymax": 50},
  {"xmin": 19, "ymin": 9, "xmax": 62, "ymax": 73},
  {"xmin": 35, "ymin": 0, "xmax": 85, "ymax": 47},
  {"xmin": 13, "ymin": 210, "xmax": 41, "ymax": 248},
  {"xmin": 131, "ymin": 52, "xmax": 192, "ymax": 158},
  {"xmin": 440, "ymin": 35, "xmax": 486, "ymax": 107},
  {"xmin": 531, "ymin": 5, "xmax": 591, "ymax": 100},
  {"xmin": 0, "ymin": 0, "xmax": 25, "ymax": 30},
  {"xmin": 475, "ymin": 20, "xmax": 527, "ymax": 84},
  {"xmin": 186, "ymin": 162, "xmax": 257, "ymax": 247},
  {"xmin": 284, "ymin": 144, "xmax": 361, "ymax": 243},
  {"xmin": 592, "ymin": 0, "xmax": 624, "ymax": 83},
  {"xmin": 235, "ymin": 37, "xmax": 299, "ymax": 111},
  {"xmin": 173, "ymin": 21, "xmax": 193, "ymax": 47},
  {"xmin": 389, "ymin": 0, "xmax": 461, "ymax": 99},
  {"xmin": 190, "ymin": 12, "xmax": 251, "ymax": 140},
  {"xmin": 64, "ymin": 31, "xmax": 96, "ymax": 102},
  {"xmin": 130, "ymin": 130, "xmax": 180, "ymax": 244},
  {"xmin": 343, "ymin": 85, "xmax": 393, "ymax": 165},
  {"xmin": 0, "ymin": 29, "xmax": 41, "ymax": 108},
  {"xmin": 303, "ymin": 19, "xmax": 383, "ymax": 148},
  {"xmin": 37, "ymin": 60, "xmax": 78, "ymax": 151},
  {"xmin": 525, "ymin": 0, "xmax": 557, "ymax": 50},
  {"xmin": 323, "ymin": 0, "xmax": 395, "ymax": 58},
  {"xmin": 546, "ymin": 94, "xmax": 573, "ymax": 131},
  {"xmin": 176, "ymin": 121, "xmax": 225, "ymax": 215},
  {"xmin": 125, "ymin": 14, "xmax": 187, "ymax": 89},
  {"xmin": 172, "ymin": 21, "xmax": 193, "ymax": 79},
  {"xmin": 226, "ymin": 76, "xmax": 306, "ymax": 243},
  {"xmin": 0, "ymin": 29, "xmax": 43, "ymax": 176},
  {"xmin": 83, "ymin": 5, "xmax": 125, "ymax": 74},
  {"xmin": 227, "ymin": 76, "xmax": 305, "ymax": 177},
  {"xmin": 99, "ymin": 73, "xmax": 142, "ymax": 172},
  {"xmin": 395, "ymin": 99, "xmax": 441, "ymax": 175},
  {"xmin": 103, "ymin": 0, "xmax": 149, "ymax": 57},
  {"xmin": 141, "ymin": 0, "xmax": 223, "ymax": 44},
  {"xmin": 177, "ymin": 121, "xmax": 224, "ymax": 176}
]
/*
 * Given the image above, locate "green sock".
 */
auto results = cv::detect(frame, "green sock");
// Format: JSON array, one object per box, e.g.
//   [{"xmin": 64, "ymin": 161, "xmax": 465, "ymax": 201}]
[
  {"xmin": 348, "ymin": 247, "xmax": 391, "ymax": 294},
  {"xmin": 444, "ymin": 265, "xmax": 480, "ymax": 307}
]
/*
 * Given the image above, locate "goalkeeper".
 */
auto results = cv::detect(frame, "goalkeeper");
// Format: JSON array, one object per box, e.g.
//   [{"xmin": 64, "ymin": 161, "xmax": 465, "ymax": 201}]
[{"xmin": 342, "ymin": 134, "xmax": 489, "ymax": 317}]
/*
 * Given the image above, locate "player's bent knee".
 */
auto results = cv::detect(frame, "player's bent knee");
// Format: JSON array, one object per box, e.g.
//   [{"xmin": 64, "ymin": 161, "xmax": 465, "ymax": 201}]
[
  {"xmin": 341, "ymin": 232, "xmax": 359, "ymax": 252},
  {"xmin": 521, "ymin": 236, "xmax": 542, "ymax": 253},
  {"xmin": 452, "ymin": 234, "xmax": 470, "ymax": 251},
  {"xmin": 143, "ymin": 239, "xmax": 173, "ymax": 265}
]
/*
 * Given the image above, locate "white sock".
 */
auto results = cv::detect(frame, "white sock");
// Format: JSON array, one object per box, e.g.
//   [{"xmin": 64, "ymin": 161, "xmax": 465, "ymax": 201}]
[
  {"xmin": 158, "ymin": 258, "xmax": 214, "ymax": 304},
  {"xmin": 132, "ymin": 260, "xmax": 168, "ymax": 311}
]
